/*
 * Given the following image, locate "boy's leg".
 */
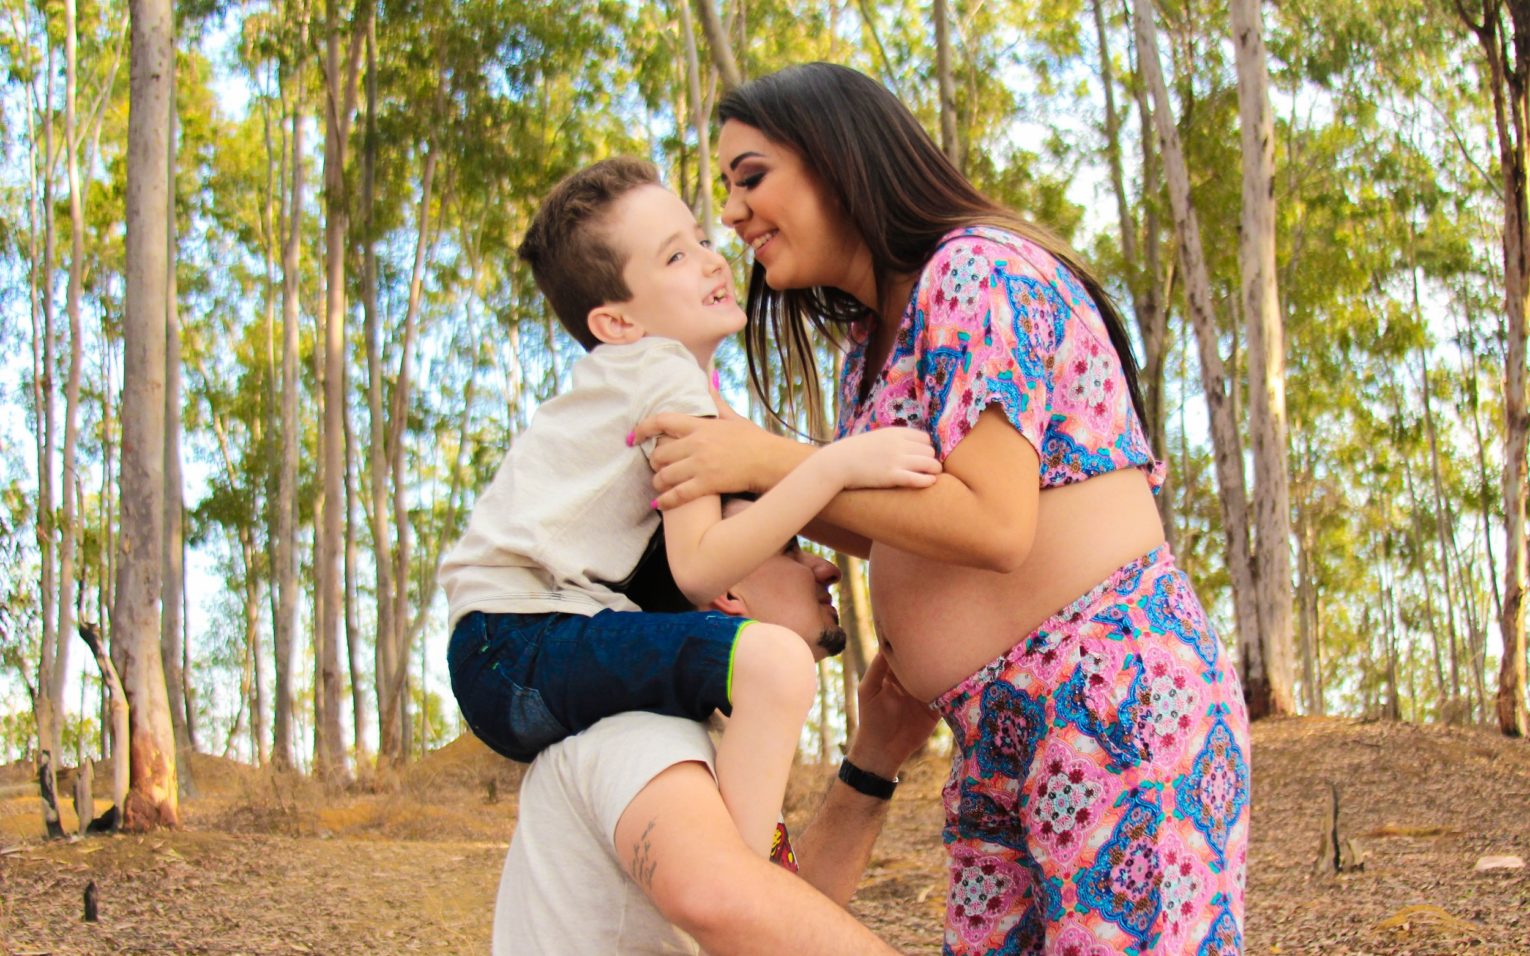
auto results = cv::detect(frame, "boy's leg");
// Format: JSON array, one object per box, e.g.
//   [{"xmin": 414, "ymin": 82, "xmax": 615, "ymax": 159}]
[{"xmin": 714, "ymin": 622, "xmax": 818, "ymax": 856}]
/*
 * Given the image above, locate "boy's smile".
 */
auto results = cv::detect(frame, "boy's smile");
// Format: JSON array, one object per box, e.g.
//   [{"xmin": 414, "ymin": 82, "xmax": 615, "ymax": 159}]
[{"xmin": 593, "ymin": 184, "xmax": 745, "ymax": 365}]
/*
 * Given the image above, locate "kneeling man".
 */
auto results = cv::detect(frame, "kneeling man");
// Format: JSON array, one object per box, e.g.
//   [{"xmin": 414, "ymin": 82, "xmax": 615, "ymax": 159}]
[{"xmin": 494, "ymin": 501, "xmax": 935, "ymax": 954}]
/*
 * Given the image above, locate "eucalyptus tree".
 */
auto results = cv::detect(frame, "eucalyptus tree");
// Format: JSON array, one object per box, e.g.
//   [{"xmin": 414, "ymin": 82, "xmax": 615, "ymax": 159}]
[
  {"xmin": 1131, "ymin": 0, "xmax": 1269, "ymax": 712},
  {"xmin": 1231, "ymin": 0, "xmax": 1296, "ymax": 717},
  {"xmin": 117, "ymin": 0, "xmax": 178, "ymax": 828},
  {"xmin": 1454, "ymin": 0, "xmax": 1530, "ymax": 737},
  {"xmin": 313, "ymin": 0, "xmax": 369, "ymax": 780},
  {"xmin": 272, "ymin": 0, "xmax": 309, "ymax": 769}
]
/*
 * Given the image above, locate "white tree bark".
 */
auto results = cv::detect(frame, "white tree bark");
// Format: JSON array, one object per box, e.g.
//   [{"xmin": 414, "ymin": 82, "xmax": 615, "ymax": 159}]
[
  {"xmin": 315, "ymin": 0, "xmax": 370, "ymax": 776},
  {"xmin": 274, "ymin": 18, "xmax": 307, "ymax": 768},
  {"xmin": 161, "ymin": 38, "xmax": 195, "ymax": 779},
  {"xmin": 692, "ymin": 0, "xmax": 742, "ymax": 91},
  {"xmin": 1130, "ymin": 0, "xmax": 1264, "ymax": 709},
  {"xmin": 1493, "ymin": 2, "xmax": 1530, "ymax": 737},
  {"xmin": 379, "ymin": 131, "xmax": 438, "ymax": 761},
  {"xmin": 1230, "ymin": 0, "xmax": 1295, "ymax": 716},
  {"xmin": 118, "ymin": 0, "xmax": 179, "ymax": 829},
  {"xmin": 678, "ymin": 0, "xmax": 714, "ymax": 242}
]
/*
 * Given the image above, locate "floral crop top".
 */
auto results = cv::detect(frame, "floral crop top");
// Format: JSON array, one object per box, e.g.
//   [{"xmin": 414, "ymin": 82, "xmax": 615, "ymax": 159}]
[{"xmin": 834, "ymin": 226, "xmax": 1165, "ymax": 493}]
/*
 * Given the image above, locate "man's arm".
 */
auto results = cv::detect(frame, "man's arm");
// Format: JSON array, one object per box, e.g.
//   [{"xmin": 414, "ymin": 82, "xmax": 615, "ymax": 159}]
[
  {"xmin": 793, "ymin": 655, "xmax": 941, "ymax": 906},
  {"xmin": 614, "ymin": 761, "xmax": 902, "ymax": 956}
]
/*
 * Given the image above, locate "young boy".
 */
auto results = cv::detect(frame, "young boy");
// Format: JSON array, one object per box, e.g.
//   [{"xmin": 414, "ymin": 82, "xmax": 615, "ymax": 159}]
[{"xmin": 441, "ymin": 157, "xmax": 939, "ymax": 857}]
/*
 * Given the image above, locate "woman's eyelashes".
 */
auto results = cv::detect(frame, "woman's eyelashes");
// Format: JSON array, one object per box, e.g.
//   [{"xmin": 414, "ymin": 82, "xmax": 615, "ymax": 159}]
[{"xmin": 736, "ymin": 171, "xmax": 764, "ymax": 190}]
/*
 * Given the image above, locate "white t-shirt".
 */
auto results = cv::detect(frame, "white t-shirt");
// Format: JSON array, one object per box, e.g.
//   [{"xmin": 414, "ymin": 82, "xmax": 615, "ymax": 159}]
[
  {"xmin": 440, "ymin": 337, "xmax": 715, "ymax": 625},
  {"xmin": 493, "ymin": 712, "xmax": 715, "ymax": 955}
]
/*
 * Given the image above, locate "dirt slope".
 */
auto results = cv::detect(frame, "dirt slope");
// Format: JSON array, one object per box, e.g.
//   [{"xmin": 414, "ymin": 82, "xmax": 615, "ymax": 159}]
[{"xmin": 1, "ymin": 717, "xmax": 1526, "ymax": 955}]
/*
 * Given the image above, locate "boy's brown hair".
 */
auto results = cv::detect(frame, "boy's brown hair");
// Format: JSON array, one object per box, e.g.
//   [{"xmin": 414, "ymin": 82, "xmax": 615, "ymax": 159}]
[{"xmin": 517, "ymin": 157, "xmax": 660, "ymax": 351}]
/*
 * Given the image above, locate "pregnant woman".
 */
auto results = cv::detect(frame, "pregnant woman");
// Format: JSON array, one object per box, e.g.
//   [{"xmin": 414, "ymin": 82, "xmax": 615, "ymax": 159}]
[{"xmin": 638, "ymin": 63, "xmax": 1249, "ymax": 955}]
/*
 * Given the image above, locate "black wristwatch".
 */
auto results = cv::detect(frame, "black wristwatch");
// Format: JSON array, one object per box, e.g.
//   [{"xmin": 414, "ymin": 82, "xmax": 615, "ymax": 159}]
[{"xmin": 838, "ymin": 757, "xmax": 898, "ymax": 800}]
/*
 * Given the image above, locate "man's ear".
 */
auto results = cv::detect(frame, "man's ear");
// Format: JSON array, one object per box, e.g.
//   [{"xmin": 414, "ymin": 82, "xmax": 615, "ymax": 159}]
[
  {"xmin": 708, "ymin": 590, "xmax": 748, "ymax": 618},
  {"xmin": 588, "ymin": 305, "xmax": 644, "ymax": 346}
]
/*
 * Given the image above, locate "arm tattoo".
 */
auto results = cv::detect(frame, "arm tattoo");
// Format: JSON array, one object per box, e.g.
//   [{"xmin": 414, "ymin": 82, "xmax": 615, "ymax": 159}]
[{"xmin": 629, "ymin": 818, "xmax": 659, "ymax": 890}]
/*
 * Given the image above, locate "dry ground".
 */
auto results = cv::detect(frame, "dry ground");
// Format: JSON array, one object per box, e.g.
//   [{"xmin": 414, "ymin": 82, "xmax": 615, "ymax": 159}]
[{"xmin": 2, "ymin": 717, "xmax": 1527, "ymax": 955}]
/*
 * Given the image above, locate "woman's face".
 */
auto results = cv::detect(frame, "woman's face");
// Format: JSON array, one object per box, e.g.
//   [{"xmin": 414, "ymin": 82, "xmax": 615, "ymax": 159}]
[{"xmin": 716, "ymin": 120, "xmax": 871, "ymax": 301}]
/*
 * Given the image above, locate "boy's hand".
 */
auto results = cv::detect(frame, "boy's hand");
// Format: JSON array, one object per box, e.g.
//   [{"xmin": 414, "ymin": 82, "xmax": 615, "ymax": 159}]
[{"xmin": 823, "ymin": 427, "xmax": 942, "ymax": 490}]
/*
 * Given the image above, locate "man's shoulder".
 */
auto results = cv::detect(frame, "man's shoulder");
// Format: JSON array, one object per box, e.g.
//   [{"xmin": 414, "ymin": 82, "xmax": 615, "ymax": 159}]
[
  {"xmin": 545, "ymin": 712, "xmax": 716, "ymax": 771},
  {"xmin": 531, "ymin": 714, "xmax": 715, "ymax": 810}
]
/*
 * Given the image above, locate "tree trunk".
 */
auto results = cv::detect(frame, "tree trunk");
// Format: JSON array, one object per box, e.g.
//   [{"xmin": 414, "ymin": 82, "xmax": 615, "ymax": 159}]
[
  {"xmin": 692, "ymin": 0, "xmax": 742, "ymax": 91},
  {"xmin": 1230, "ymin": 0, "xmax": 1295, "ymax": 717},
  {"xmin": 1462, "ymin": 0, "xmax": 1530, "ymax": 736},
  {"xmin": 1131, "ymin": 0, "xmax": 1263, "ymax": 709},
  {"xmin": 360, "ymin": 9, "xmax": 388, "ymax": 768},
  {"xmin": 31, "ymin": 17, "xmax": 62, "ymax": 841},
  {"xmin": 161, "ymin": 46, "xmax": 195, "ymax": 792},
  {"xmin": 1420, "ymin": 341, "xmax": 1467, "ymax": 713},
  {"xmin": 678, "ymin": 0, "xmax": 715, "ymax": 244},
  {"xmin": 79, "ymin": 623, "xmax": 129, "ymax": 828},
  {"xmin": 933, "ymin": 0, "xmax": 959, "ymax": 168},
  {"xmin": 1102, "ymin": 0, "xmax": 1173, "ymax": 542},
  {"xmin": 37, "ymin": 36, "xmax": 61, "ymax": 773},
  {"xmin": 1295, "ymin": 490, "xmax": 1322, "ymax": 716},
  {"xmin": 1497, "ymin": 2, "xmax": 1530, "ymax": 738},
  {"xmin": 344, "ymin": 396, "xmax": 368, "ymax": 763},
  {"xmin": 118, "ymin": 0, "xmax": 179, "ymax": 829},
  {"xmin": 817, "ymin": 659, "xmax": 834, "ymax": 763},
  {"xmin": 273, "ymin": 21, "xmax": 307, "ymax": 769},
  {"xmin": 833, "ymin": 553, "xmax": 876, "ymax": 681},
  {"xmin": 315, "ymin": 0, "xmax": 369, "ymax": 781},
  {"xmin": 379, "ymin": 135, "xmax": 438, "ymax": 763}
]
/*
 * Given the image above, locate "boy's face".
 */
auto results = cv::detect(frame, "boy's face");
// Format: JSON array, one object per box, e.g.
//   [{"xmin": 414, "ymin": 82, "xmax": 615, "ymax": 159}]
[{"xmin": 598, "ymin": 185, "xmax": 745, "ymax": 363}]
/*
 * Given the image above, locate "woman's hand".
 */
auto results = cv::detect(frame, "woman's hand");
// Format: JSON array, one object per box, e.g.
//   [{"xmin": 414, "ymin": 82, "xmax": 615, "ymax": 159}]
[{"xmin": 633, "ymin": 412, "xmax": 807, "ymax": 509}]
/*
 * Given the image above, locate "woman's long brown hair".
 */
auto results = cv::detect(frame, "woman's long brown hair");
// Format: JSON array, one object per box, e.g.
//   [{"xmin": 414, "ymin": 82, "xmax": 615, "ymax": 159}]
[{"xmin": 717, "ymin": 62, "xmax": 1150, "ymax": 439}]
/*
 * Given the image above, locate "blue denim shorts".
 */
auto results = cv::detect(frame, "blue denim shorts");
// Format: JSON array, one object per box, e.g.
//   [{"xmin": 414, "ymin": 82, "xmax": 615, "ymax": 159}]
[{"xmin": 447, "ymin": 609, "xmax": 747, "ymax": 763}]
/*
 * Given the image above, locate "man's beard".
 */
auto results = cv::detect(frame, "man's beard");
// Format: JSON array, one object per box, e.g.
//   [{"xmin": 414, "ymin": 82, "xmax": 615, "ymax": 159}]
[{"xmin": 816, "ymin": 626, "xmax": 848, "ymax": 657}]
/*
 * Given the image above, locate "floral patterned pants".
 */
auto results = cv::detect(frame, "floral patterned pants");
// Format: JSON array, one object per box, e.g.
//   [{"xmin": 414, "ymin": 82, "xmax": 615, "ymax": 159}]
[{"xmin": 934, "ymin": 547, "xmax": 1250, "ymax": 955}]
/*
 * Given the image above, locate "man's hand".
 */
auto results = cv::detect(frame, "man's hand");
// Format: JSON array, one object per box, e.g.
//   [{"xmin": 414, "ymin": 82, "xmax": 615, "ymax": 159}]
[{"xmin": 847, "ymin": 655, "xmax": 939, "ymax": 780}]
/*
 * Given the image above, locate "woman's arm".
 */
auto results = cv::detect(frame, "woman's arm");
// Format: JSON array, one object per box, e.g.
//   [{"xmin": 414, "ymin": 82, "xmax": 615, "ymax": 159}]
[
  {"xmin": 637, "ymin": 414, "xmax": 876, "ymax": 557},
  {"xmin": 821, "ymin": 409, "xmax": 1038, "ymax": 572},
  {"xmin": 660, "ymin": 428, "xmax": 940, "ymax": 604},
  {"xmin": 648, "ymin": 407, "xmax": 1039, "ymax": 573}
]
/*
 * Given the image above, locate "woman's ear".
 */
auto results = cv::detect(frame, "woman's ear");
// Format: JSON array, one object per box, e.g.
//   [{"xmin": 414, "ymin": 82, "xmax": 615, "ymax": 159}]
[{"xmin": 588, "ymin": 305, "xmax": 644, "ymax": 345}]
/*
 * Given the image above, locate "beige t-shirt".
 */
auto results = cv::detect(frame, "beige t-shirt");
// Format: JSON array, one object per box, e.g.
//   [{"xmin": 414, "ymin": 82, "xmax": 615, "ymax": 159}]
[
  {"xmin": 492, "ymin": 712, "xmax": 715, "ymax": 955},
  {"xmin": 439, "ymin": 337, "xmax": 715, "ymax": 625}
]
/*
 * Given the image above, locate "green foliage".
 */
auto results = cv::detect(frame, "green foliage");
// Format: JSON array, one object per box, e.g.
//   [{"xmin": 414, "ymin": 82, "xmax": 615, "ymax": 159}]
[{"xmin": 0, "ymin": 0, "xmax": 1522, "ymax": 769}]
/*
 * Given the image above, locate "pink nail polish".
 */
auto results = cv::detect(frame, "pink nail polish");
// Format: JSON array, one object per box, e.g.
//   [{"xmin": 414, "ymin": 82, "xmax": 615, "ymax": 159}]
[
  {"xmin": 650, "ymin": 499, "xmax": 659, "ymax": 510},
  {"xmin": 711, "ymin": 369, "xmax": 720, "ymax": 389},
  {"xmin": 625, "ymin": 431, "xmax": 634, "ymax": 447}
]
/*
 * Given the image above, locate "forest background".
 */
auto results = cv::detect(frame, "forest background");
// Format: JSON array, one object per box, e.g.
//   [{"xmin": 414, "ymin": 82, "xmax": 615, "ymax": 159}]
[{"xmin": 1, "ymin": 0, "xmax": 1528, "ymax": 830}]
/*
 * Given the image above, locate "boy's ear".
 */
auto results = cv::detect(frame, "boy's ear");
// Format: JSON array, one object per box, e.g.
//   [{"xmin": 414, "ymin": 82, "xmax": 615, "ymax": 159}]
[
  {"xmin": 708, "ymin": 590, "xmax": 748, "ymax": 618},
  {"xmin": 588, "ymin": 304, "xmax": 644, "ymax": 346}
]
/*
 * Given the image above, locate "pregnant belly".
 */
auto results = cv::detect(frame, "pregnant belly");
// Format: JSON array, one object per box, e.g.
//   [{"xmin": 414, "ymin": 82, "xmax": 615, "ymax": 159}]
[
  {"xmin": 868, "ymin": 546, "xmax": 1036, "ymax": 702},
  {"xmin": 868, "ymin": 469, "xmax": 1167, "ymax": 702}
]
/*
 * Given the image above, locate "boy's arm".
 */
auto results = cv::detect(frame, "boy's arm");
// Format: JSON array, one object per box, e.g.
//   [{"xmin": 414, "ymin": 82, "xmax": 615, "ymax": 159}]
[{"xmin": 659, "ymin": 430, "xmax": 937, "ymax": 606}]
